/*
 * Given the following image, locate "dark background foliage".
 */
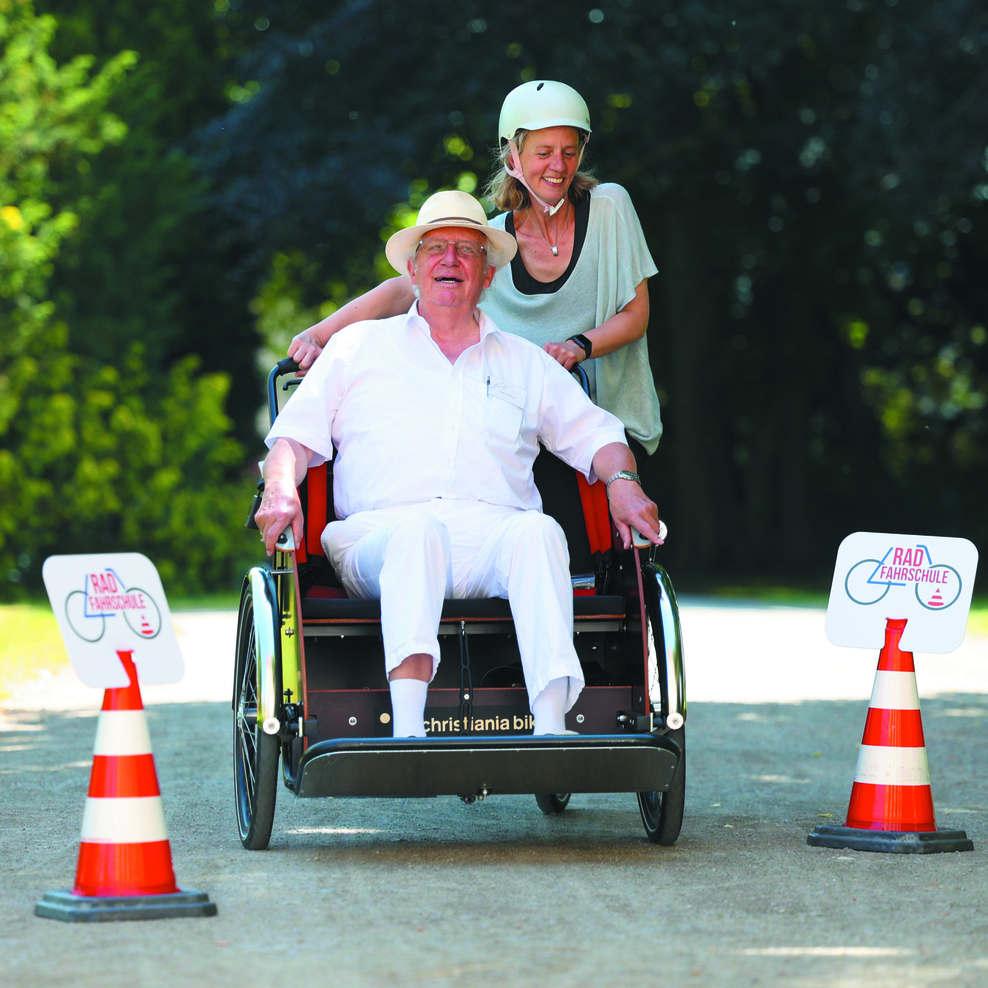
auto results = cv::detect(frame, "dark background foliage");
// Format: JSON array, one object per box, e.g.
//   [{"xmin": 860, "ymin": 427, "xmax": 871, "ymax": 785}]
[
  {"xmin": 34, "ymin": 0, "xmax": 263, "ymax": 439},
  {"xmin": 5, "ymin": 0, "xmax": 988, "ymax": 593}
]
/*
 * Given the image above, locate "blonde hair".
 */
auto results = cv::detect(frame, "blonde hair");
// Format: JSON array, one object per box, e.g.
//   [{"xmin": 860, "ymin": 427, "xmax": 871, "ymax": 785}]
[{"xmin": 484, "ymin": 129, "xmax": 597, "ymax": 213}]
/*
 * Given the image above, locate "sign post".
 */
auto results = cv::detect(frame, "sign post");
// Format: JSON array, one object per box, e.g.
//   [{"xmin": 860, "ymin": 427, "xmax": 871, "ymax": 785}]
[
  {"xmin": 36, "ymin": 553, "xmax": 216, "ymax": 921},
  {"xmin": 808, "ymin": 532, "xmax": 978, "ymax": 854}
]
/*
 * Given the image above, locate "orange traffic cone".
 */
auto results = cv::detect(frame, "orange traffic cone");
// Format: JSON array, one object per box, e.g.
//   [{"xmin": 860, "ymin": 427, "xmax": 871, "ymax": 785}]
[
  {"xmin": 808, "ymin": 619, "xmax": 973, "ymax": 854},
  {"xmin": 35, "ymin": 651, "xmax": 216, "ymax": 921}
]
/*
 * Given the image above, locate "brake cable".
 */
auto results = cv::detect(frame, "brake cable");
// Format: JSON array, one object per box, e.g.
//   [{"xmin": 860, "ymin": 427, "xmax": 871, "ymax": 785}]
[{"xmin": 458, "ymin": 620, "xmax": 473, "ymax": 736}]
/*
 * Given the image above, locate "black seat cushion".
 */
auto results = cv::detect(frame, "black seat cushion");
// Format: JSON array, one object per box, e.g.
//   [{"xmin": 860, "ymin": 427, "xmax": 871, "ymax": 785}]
[
  {"xmin": 533, "ymin": 446, "xmax": 595, "ymax": 573},
  {"xmin": 301, "ymin": 595, "xmax": 626, "ymax": 621}
]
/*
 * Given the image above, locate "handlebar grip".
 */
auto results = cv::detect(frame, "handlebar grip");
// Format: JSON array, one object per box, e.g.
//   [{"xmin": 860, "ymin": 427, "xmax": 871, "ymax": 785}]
[
  {"xmin": 276, "ymin": 357, "xmax": 301, "ymax": 375},
  {"xmin": 571, "ymin": 364, "xmax": 590, "ymax": 397},
  {"xmin": 245, "ymin": 489, "xmax": 263, "ymax": 529}
]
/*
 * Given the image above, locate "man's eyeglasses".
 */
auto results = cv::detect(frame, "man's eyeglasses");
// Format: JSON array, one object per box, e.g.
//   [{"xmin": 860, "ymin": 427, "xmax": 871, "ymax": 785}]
[{"xmin": 417, "ymin": 238, "xmax": 487, "ymax": 259}]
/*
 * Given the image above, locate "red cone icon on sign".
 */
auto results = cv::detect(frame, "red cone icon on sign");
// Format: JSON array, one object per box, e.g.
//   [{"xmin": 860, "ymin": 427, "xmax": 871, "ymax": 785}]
[
  {"xmin": 140, "ymin": 613, "xmax": 154, "ymax": 636},
  {"xmin": 927, "ymin": 588, "xmax": 944, "ymax": 608},
  {"xmin": 35, "ymin": 651, "xmax": 216, "ymax": 921},
  {"xmin": 808, "ymin": 619, "xmax": 973, "ymax": 854}
]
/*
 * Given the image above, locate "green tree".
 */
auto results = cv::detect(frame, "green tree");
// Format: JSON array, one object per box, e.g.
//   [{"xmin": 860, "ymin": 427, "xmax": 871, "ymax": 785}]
[
  {"xmin": 199, "ymin": 0, "xmax": 988, "ymax": 582},
  {"xmin": 0, "ymin": 1, "xmax": 252, "ymax": 596},
  {"xmin": 33, "ymin": 0, "xmax": 267, "ymax": 441},
  {"xmin": 0, "ymin": 0, "xmax": 132, "ymax": 353}
]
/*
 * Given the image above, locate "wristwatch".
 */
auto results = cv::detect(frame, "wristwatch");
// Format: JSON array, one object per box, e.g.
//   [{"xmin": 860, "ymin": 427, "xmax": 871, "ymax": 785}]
[
  {"xmin": 568, "ymin": 334, "xmax": 593, "ymax": 360},
  {"xmin": 605, "ymin": 470, "xmax": 641, "ymax": 492}
]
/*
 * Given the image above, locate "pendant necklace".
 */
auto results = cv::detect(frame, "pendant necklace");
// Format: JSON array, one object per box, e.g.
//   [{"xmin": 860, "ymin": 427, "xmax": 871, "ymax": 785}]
[
  {"xmin": 541, "ymin": 232, "xmax": 559, "ymax": 257},
  {"xmin": 529, "ymin": 208, "xmax": 564, "ymax": 257}
]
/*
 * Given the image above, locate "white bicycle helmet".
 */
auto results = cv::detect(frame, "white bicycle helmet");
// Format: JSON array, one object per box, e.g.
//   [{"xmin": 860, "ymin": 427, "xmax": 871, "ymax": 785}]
[{"xmin": 498, "ymin": 80, "xmax": 592, "ymax": 146}]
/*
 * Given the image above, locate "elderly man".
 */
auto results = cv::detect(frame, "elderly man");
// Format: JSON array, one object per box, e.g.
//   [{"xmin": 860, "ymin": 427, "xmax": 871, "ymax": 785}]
[{"xmin": 256, "ymin": 191, "xmax": 664, "ymax": 738}]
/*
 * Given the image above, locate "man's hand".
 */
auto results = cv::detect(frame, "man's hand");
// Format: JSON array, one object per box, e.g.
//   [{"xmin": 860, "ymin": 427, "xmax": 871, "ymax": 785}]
[
  {"xmin": 254, "ymin": 481, "xmax": 304, "ymax": 556},
  {"xmin": 255, "ymin": 438, "xmax": 313, "ymax": 555},
  {"xmin": 605, "ymin": 477, "xmax": 665, "ymax": 550},
  {"xmin": 590, "ymin": 441, "xmax": 667, "ymax": 550},
  {"xmin": 287, "ymin": 331, "xmax": 323, "ymax": 376},
  {"xmin": 542, "ymin": 339, "xmax": 585, "ymax": 370}
]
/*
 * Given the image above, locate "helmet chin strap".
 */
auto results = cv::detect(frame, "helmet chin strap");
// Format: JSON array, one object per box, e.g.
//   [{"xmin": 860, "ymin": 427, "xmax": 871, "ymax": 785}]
[{"xmin": 507, "ymin": 140, "xmax": 577, "ymax": 217}]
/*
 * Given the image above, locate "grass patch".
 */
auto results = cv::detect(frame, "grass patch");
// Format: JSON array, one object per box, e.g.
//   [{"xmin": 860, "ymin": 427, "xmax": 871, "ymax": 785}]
[
  {"xmin": 166, "ymin": 591, "xmax": 241, "ymax": 612},
  {"xmin": 697, "ymin": 585, "xmax": 830, "ymax": 608},
  {"xmin": 966, "ymin": 598, "xmax": 988, "ymax": 637},
  {"xmin": 0, "ymin": 593, "xmax": 241, "ymax": 697},
  {"xmin": 695, "ymin": 589, "xmax": 988, "ymax": 638},
  {"xmin": 0, "ymin": 602, "xmax": 70, "ymax": 698}
]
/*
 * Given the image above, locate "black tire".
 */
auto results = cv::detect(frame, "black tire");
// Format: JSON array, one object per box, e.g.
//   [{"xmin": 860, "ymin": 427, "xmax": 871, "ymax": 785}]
[
  {"xmin": 535, "ymin": 793, "xmax": 572, "ymax": 815},
  {"xmin": 233, "ymin": 579, "xmax": 280, "ymax": 850},
  {"xmin": 637, "ymin": 726, "xmax": 685, "ymax": 845}
]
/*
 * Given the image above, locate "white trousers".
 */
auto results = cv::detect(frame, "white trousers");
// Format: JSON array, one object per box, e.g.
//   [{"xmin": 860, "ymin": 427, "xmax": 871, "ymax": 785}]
[{"xmin": 321, "ymin": 499, "xmax": 584, "ymax": 711}]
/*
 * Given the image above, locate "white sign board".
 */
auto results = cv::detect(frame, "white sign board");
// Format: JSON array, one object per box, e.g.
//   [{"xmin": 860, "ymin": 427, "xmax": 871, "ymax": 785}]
[
  {"xmin": 825, "ymin": 532, "xmax": 978, "ymax": 653},
  {"xmin": 42, "ymin": 553, "xmax": 184, "ymax": 688}
]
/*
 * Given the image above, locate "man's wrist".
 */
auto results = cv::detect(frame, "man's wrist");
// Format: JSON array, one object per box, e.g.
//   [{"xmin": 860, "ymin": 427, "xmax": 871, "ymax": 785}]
[{"xmin": 605, "ymin": 470, "xmax": 641, "ymax": 495}]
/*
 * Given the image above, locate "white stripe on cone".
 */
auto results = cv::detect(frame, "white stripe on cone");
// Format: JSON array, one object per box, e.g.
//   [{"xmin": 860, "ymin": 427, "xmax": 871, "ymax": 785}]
[
  {"xmin": 868, "ymin": 670, "xmax": 921, "ymax": 711},
  {"xmin": 853, "ymin": 744, "xmax": 931, "ymax": 786},
  {"xmin": 80, "ymin": 796, "xmax": 169, "ymax": 843},
  {"xmin": 93, "ymin": 710, "xmax": 153, "ymax": 756}
]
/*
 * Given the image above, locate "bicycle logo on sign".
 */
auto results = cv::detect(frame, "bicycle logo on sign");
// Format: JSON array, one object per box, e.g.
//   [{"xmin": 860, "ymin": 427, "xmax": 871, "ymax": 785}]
[
  {"xmin": 63, "ymin": 568, "xmax": 162, "ymax": 643},
  {"xmin": 844, "ymin": 543, "xmax": 961, "ymax": 610}
]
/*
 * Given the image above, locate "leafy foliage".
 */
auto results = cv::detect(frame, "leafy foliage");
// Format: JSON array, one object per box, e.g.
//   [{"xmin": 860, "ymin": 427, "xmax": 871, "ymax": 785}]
[
  {"xmin": 5, "ymin": 0, "xmax": 988, "ymax": 590},
  {"xmin": 0, "ymin": 2, "xmax": 253, "ymax": 597},
  {"xmin": 198, "ymin": 0, "xmax": 988, "ymax": 579},
  {"xmin": 4, "ymin": 340, "xmax": 251, "ymax": 593},
  {"xmin": 0, "ymin": 1, "xmax": 132, "ymax": 350},
  {"xmin": 34, "ymin": 0, "xmax": 264, "ymax": 439}
]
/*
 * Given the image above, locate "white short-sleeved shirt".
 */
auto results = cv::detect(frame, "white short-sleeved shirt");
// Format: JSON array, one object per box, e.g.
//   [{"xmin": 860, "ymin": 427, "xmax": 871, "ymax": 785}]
[{"xmin": 265, "ymin": 304, "xmax": 628, "ymax": 520}]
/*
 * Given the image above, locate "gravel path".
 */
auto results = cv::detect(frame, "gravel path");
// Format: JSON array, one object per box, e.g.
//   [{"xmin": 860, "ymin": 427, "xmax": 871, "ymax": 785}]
[{"xmin": 2, "ymin": 600, "xmax": 986, "ymax": 987}]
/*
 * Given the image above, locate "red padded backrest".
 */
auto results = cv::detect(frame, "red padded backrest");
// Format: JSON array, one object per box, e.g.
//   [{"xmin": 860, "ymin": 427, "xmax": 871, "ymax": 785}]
[
  {"xmin": 303, "ymin": 458, "xmax": 608, "ymax": 568},
  {"xmin": 305, "ymin": 463, "xmax": 328, "ymax": 557},
  {"xmin": 576, "ymin": 472, "xmax": 612, "ymax": 555}
]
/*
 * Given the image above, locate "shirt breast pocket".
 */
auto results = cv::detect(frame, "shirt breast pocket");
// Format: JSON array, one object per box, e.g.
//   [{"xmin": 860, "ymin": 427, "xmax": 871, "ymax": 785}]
[{"xmin": 485, "ymin": 379, "xmax": 526, "ymax": 443}]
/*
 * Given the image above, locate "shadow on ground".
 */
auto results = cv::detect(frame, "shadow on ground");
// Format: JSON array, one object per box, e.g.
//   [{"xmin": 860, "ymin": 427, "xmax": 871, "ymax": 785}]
[{"xmin": 2, "ymin": 695, "xmax": 986, "ymax": 988}]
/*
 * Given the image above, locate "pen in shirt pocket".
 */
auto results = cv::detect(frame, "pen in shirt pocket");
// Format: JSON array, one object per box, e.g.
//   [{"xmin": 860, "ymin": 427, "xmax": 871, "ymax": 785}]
[{"xmin": 486, "ymin": 375, "xmax": 490, "ymax": 396}]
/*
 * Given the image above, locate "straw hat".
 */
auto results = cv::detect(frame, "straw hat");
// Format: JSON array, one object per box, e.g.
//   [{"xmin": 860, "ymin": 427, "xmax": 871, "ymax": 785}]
[{"xmin": 385, "ymin": 191, "xmax": 517, "ymax": 273}]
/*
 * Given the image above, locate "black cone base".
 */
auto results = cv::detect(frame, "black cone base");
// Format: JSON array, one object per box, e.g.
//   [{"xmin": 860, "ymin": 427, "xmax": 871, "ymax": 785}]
[
  {"xmin": 807, "ymin": 824, "xmax": 973, "ymax": 854},
  {"xmin": 35, "ymin": 888, "xmax": 217, "ymax": 922}
]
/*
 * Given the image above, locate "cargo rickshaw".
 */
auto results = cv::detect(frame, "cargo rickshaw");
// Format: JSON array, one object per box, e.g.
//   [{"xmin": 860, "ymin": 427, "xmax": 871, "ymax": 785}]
[{"xmin": 233, "ymin": 358, "xmax": 686, "ymax": 849}]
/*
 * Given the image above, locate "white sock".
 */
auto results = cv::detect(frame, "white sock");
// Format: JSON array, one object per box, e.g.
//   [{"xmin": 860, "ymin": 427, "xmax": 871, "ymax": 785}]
[
  {"xmin": 532, "ymin": 677, "xmax": 568, "ymax": 735},
  {"xmin": 389, "ymin": 678, "xmax": 428, "ymax": 737}
]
